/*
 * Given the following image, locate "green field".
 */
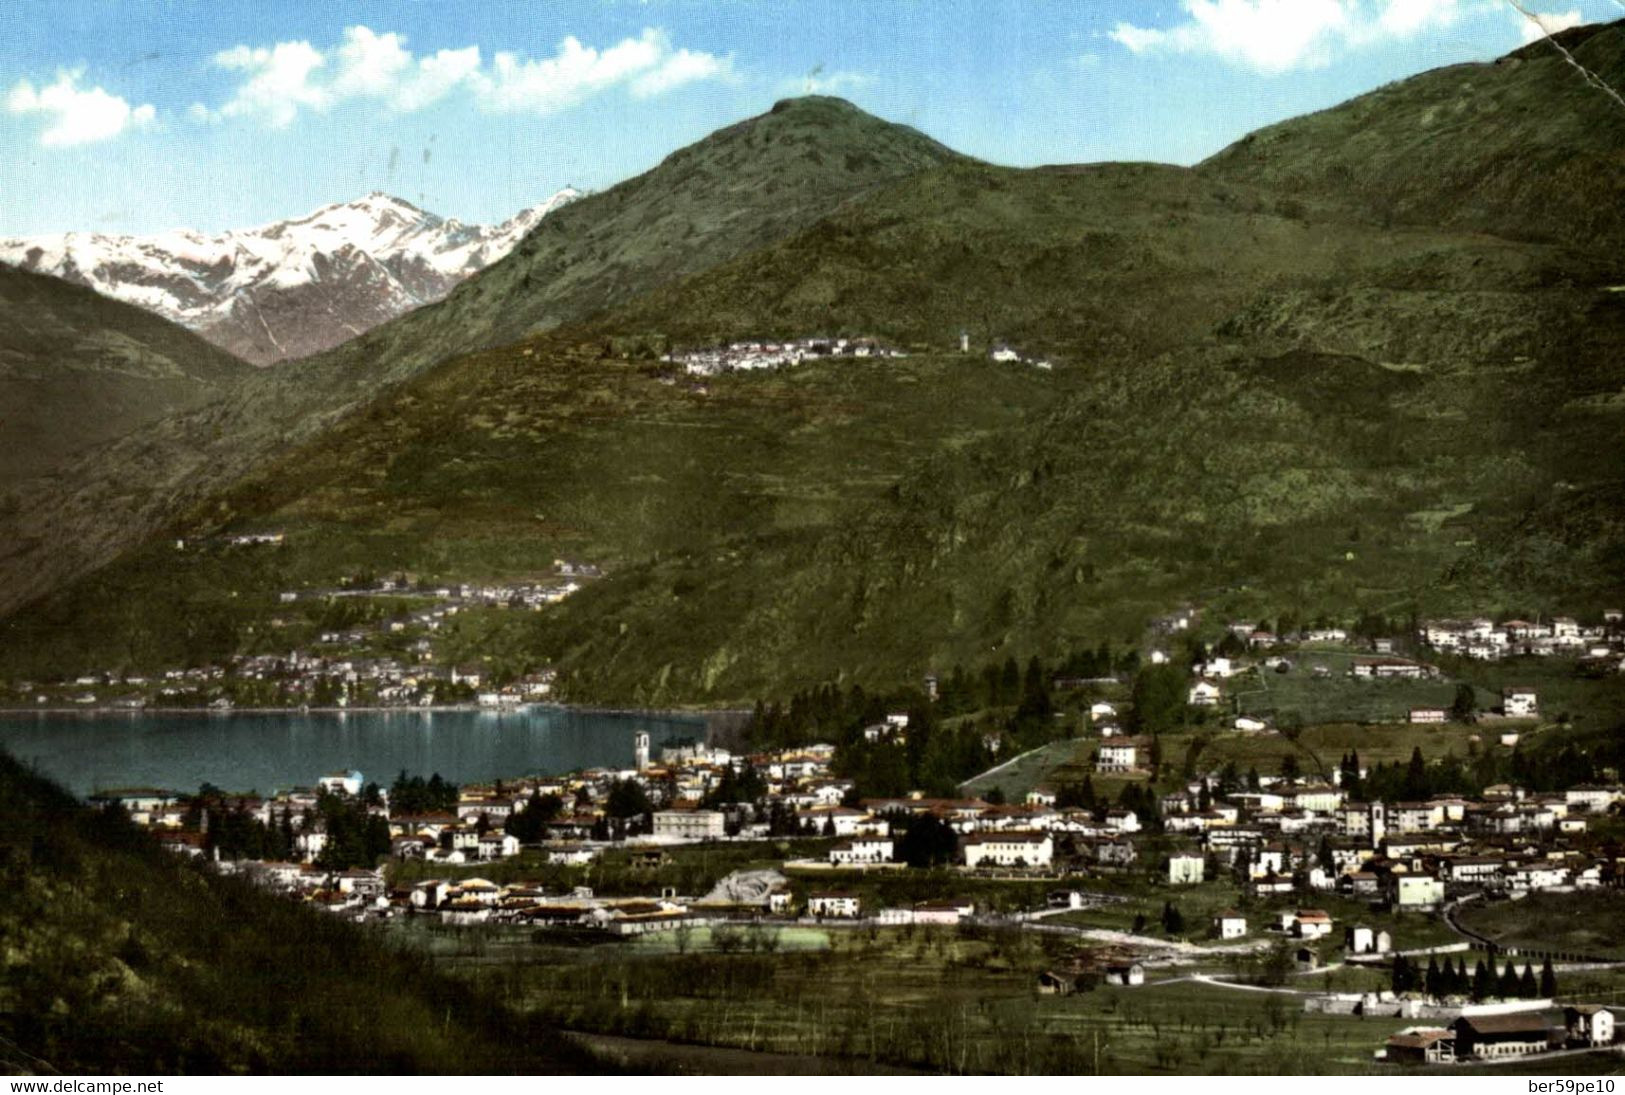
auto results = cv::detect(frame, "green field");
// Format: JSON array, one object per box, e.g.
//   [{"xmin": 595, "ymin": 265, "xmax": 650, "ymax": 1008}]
[
  {"xmin": 419, "ymin": 917, "xmax": 1610, "ymax": 1075},
  {"xmin": 1455, "ymin": 891, "xmax": 1625, "ymax": 961}
]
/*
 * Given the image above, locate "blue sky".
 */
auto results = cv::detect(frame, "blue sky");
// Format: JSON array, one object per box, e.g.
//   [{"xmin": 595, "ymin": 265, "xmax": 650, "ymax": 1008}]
[{"xmin": 1, "ymin": 0, "xmax": 1616, "ymax": 235}]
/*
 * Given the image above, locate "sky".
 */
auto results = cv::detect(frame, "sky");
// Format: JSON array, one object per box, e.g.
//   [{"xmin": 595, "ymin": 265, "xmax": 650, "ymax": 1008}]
[{"xmin": 1, "ymin": 0, "xmax": 1618, "ymax": 236}]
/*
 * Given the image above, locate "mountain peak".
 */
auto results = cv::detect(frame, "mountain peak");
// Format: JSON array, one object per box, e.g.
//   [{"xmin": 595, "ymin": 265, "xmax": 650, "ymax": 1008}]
[{"xmin": 0, "ymin": 189, "xmax": 579, "ymax": 365}]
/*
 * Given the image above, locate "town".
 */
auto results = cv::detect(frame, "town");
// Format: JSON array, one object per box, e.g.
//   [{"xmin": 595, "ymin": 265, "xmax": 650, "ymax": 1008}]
[
  {"xmin": 0, "ymin": 558, "xmax": 599, "ymax": 711},
  {"xmin": 83, "ymin": 602, "xmax": 1625, "ymax": 1069}
]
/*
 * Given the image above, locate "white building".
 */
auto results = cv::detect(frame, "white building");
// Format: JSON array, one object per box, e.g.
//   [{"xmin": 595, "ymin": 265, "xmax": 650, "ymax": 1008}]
[
  {"xmin": 829, "ymin": 836, "xmax": 894, "ymax": 866},
  {"xmin": 1394, "ymin": 874, "xmax": 1446, "ymax": 908},
  {"xmin": 807, "ymin": 891, "xmax": 861, "ymax": 918},
  {"xmin": 652, "ymin": 810, "xmax": 727, "ymax": 842},
  {"xmin": 318, "ymin": 770, "xmax": 364, "ymax": 797},
  {"xmin": 1503, "ymin": 687, "xmax": 1539, "ymax": 718},
  {"xmin": 1168, "ymin": 851, "xmax": 1205, "ymax": 885},
  {"xmin": 1096, "ymin": 738, "xmax": 1150, "ymax": 773},
  {"xmin": 962, "ymin": 831, "xmax": 1053, "ymax": 869}
]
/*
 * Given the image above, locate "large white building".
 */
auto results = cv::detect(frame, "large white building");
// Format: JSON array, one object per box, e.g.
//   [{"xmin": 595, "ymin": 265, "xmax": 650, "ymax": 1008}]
[
  {"xmin": 652, "ymin": 809, "xmax": 727, "ymax": 842},
  {"xmin": 962, "ymin": 830, "xmax": 1053, "ymax": 869},
  {"xmin": 829, "ymin": 836, "xmax": 894, "ymax": 866}
]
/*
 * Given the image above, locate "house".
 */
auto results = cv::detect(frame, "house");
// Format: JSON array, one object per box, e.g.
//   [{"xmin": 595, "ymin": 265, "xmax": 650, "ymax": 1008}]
[
  {"xmin": 1409, "ymin": 707, "xmax": 1448, "ymax": 724},
  {"xmin": 794, "ymin": 805, "xmax": 873, "ymax": 836},
  {"xmin": 1503, "ymin": 687, "xmax": 1539, "ymax": 719},
  {"xmin": 807, "ymin": 891, "xmax": 861, "ymax": 919},
  {"xmin": 1036, "ymin": 970, "xmax": 1077, "ymax": 996},
  {"xmin": 1026, "ymin": 787, "xmax": 1058, "ymax": 807},
  {"xmin": 477, "ymin": 832, "xmax": 521, "ymax": 860},
  {"xmin": 1345, "ymin": 924, "xmax": 1375, "ymax": 954},
  {"xmin": 1089, "ymin": 702, "xmax": 1117, "ymax": 722},
  {"xmin": 1104, "ymin": 962, "xmax": 1145, "ymax": 987},
  {"xmin": 829, "ymin": 835, "xmax": 894, "ymax": 866},
  {"xmin": 1168, "ymin": 851, "xmax": 1205, "ymax": 885},
  {"xmin": 545, "ymin": 844, "xmax": 598, "ymax": 866},
  {"xmin": 1214, "ymin": 910, "xmax": 1247, "ymax": 940},
  {"xmin": 1394, "ymin": 873, "xmax": 1446, "ymax": 908},
  {"xmin": 1448, "ymin": 1014, "xmax": 1558, "ymax": 1060},
  {"xmin": 318, "ymin": 770, "xmax": 364, "ymax": 797},
  {"xmin": 1103, "ymin": 808, "xmax": 1141, "ymax": 834},
  {"xmin": 1564, "ymin": 1006, "xmax": 1615, "ymax": 1047},
  {"xmin": 1096, "ymin": 738, "xmax": 1150, "ymax": 773},
  {"xmin": 1385, "ymin": 1028, "xmax": 1455, "ymax": 1065},
  {"xmin": 962, "ymin": 830, "xmax": 1053, "ymax": 869},
  {"xmin": 652, "ymin": 809, "xmax": 727, "ymax": 842},
  {"xmin": 1188, "ymin": 681, "xmax": 1222, "ymax": 707},
  {"xmin": 1292, "ymin": 909, "xmax": 1333, "ymax": 938},
  {"xmin": 1566, "ymin": 784, "xmax": 1622, "ymax": 813},
  {"xmin": 1095, "ymin": 840, "xmax": 1137, "ymax": 867}
]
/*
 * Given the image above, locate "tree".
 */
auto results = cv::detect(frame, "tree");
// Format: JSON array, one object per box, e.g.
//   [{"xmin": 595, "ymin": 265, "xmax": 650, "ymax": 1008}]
[
  {"xmin": 1519, "ymin": 964, "xmax": 1538, "ymax": 999},
  {"xmin": 1160, "ymin": 901, "xmax": 1185, "ymax": 936},
  {"xmin": 1497, "ymin": 960, "xmax": 1520, "ymax": 999},
  {"xmin": 506, "ymin": 791, "xmax": 563, "ymax": 843},
  {"xmin": 896, "ymin": 814, "xmax": 958, "ymax": 868},
  {"xmin": 1280, "ymin": 753, "xmax": 1300, "ymax": 783},
  {"xmin": 605, "ymin": 779, "xmax": 652, "ymax": 819},
  {"xmin": 1403, "ymin": 747, "xmax": 1429, "ymax": 800},
  {"xmin": 984, "ymin": 786, "xmax": 1006, "ymax": 806},
  {"xmin": 1392, "ymin": 955, "xmax": 1415, "ymax": 995},
  {"xmin": 1472, "ymin": 959, "xmax": 1492, "ymax": 1001},
  {"xmin": 1128, "ymin": 665, "xmax": 1188, "ymax": 733},
  {"xmin": 1450, "ymin": 683, "xmax": 1477, "ymax": 724},
  {"xmin": 1540, "ymin": 958, "xmax": 1556, "ymax": 998}
]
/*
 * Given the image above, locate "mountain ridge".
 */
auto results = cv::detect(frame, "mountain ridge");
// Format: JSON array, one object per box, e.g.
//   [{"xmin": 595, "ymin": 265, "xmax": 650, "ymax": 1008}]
[
  {"xmin": 0, "ymin": 188, "xmax": 581, "ymax": 365},
  {"xmin": 0, "ymin": 95, "xmax": 969, "ymax": 618},
  {"xmin": 0, "ymin": 264, "xmax": 253, "ymax": 485}
]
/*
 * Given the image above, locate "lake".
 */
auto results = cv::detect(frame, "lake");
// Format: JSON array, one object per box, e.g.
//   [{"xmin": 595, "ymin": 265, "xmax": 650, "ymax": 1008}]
[{"xmin": 0, "ymin": 707, "xmax": 709, "ymax": 796}]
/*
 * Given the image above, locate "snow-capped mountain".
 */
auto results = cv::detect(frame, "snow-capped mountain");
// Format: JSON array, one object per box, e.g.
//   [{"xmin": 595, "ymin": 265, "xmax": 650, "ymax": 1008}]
[{"xmin": 0, "ymin": 189, "xmax": 581, "ymax": 365}]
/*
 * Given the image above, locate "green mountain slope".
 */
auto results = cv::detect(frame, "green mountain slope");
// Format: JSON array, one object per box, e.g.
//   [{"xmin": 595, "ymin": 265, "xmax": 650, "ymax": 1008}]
[
  {"xmin": 0, "ymin": 97, "xmax": 961, "ymax": 619},
  {"xmin": 4, "ymin": 31, "xmax": 1625, "ymax": 698},
  {"xmin": 0, "ymin": 265, "xmax": 251, "ymax": 485},
  {"xmin": 0, "ymin": 750, "xmax": 602, "ymax": 1074},
  {"xmin": 1199, "ymin": 19, "xmax": 1625, "ymax": 250}
]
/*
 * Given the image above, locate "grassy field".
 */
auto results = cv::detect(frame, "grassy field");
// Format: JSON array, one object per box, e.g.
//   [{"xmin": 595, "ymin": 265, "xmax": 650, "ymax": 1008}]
[
  {"xmin": 1454, "ymin": 891, "xmax": 1625, "ymax": 961},
  {"xmin": 418, "ymin": 919, "xmax": 1534, "ymax": 1074},
  {"xmin": 1235, "ymin": 651, "xmax": 1495, "ymax": 724},
  {"xmin": 959, "ymin": 737, "xmax": 1088, "ymax": 799}
]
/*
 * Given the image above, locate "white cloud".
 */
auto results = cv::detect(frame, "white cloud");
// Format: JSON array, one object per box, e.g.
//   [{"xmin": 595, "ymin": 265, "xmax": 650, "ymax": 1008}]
[
  {"xmin": 631, "ymin": 47, "xmax": 731, "ymax": 98},
  {"xmin": 196, "ymin": 25, "xmax": 728, "ymax": 127},
  {"xmin": 6, "ymin": 68, "xmax": 156, "ymax": 147},
  {"xmin": 1515, "ymin": 7, "xmax": 1584, "ymax": 42},
  {"xmin": 208, "ymin": 39, "xmax": 330, "ymax": 127},
  {"xmin": 1108, "ymin": 0, "xmax": 1474, "ymax": 74}
]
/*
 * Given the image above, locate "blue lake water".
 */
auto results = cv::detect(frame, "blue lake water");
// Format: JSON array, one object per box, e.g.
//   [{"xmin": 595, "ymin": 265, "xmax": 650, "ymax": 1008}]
[{"xmin": 0, "ymin": 707, "xmax": 707, "ymax": 796}]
